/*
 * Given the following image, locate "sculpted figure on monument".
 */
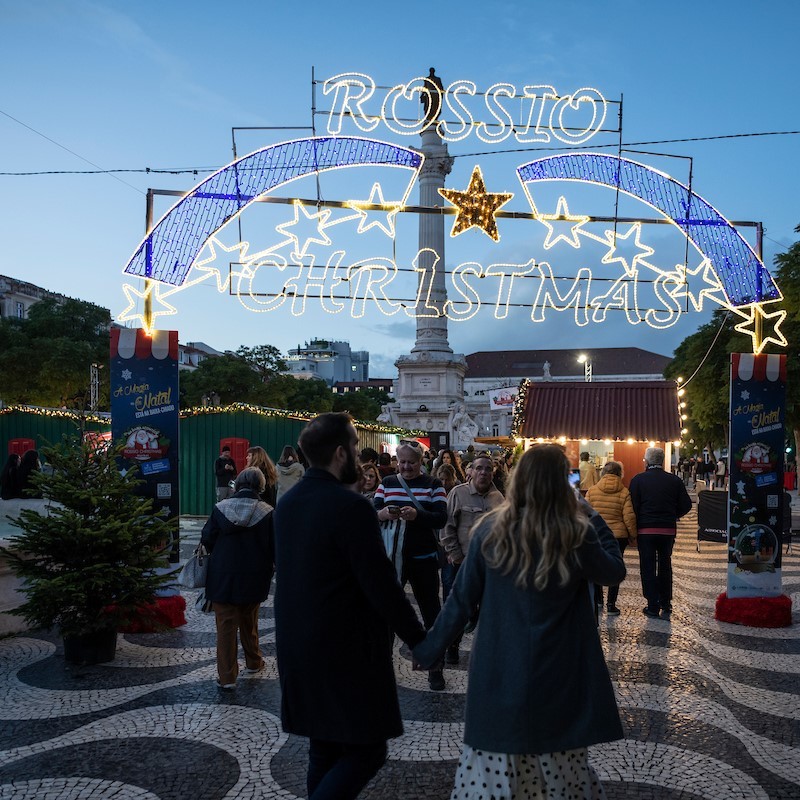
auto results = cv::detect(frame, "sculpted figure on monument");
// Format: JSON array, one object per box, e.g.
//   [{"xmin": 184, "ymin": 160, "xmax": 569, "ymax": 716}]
[
  {"xmin": 449, "ymin": 402, "xmax": 479, "ymax": 447},
  {"xmin": 543, "ymin": 360, "xmax": 552, "ymax": 380},
  {"xmin": 377, "ymin": 405, "xmax": 393, "ymax": 424},
  {"xmin": 421, "ymin": 67, "xmax": 444, "ymax": 123}
]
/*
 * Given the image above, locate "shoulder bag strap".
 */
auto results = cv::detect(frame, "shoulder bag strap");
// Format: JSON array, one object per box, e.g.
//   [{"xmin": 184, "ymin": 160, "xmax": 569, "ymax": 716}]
[{"xmin": 396, "ymin": 474, "xmax": 426, "ymax": 512}]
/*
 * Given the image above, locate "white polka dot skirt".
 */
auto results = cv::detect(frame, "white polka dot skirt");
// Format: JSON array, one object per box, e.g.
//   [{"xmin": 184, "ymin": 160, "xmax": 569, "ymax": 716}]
[{"xmin": 450, "ymin": 746, "xmax": 606, "ymax": 800}]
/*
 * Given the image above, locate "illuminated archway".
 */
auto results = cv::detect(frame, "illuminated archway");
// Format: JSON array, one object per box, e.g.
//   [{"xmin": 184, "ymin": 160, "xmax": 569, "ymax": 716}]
[
  {"xmin": 517, "ymin": 153, "xmax": 780, "ymax": 308},
  {"xmin": 123, "ymin": 137, "xmax": 422, "ymax": 287}
]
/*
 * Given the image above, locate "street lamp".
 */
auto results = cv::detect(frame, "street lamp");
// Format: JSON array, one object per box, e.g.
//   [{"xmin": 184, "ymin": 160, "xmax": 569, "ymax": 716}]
[{"xmin": 577, "ymin": 354, "xmax": 592, "ymax": 382}]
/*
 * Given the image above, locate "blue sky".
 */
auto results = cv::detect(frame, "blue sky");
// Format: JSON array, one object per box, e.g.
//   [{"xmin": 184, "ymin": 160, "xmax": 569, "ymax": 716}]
[{"xmin": 1, "ymin": 0, "xmax": 797, "ymax": 377}]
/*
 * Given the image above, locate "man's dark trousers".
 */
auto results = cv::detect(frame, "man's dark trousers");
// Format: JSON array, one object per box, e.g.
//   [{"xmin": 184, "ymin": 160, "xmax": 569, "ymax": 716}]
[{"xmin": 638, "ymin": 534, "xmax": 675, "ymax": 611}]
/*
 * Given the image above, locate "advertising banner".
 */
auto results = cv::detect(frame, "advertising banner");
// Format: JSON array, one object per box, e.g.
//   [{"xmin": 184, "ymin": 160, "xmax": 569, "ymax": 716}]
[
  {"xmin": 727, "ymin": 353, "xmax": 786, "ymax": 598},
  {"xmin": 110, "ymin": 328, "xmax": 180, "ymax": 557},
  {"xmin": 488, "ymin": 386, "xmax": 516, "ymax": 411}
]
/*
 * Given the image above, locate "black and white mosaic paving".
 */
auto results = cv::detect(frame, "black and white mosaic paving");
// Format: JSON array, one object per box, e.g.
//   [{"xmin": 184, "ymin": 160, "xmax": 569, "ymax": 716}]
[{"xmin": 2, "ymin": 508, "xmax": 800, "ymax": 799}]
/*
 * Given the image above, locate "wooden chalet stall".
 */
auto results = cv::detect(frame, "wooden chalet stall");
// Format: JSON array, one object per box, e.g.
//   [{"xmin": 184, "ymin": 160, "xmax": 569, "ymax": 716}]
[{"xmin": 516, "ymin": 381, "xmax": 682, "ymax": 486}]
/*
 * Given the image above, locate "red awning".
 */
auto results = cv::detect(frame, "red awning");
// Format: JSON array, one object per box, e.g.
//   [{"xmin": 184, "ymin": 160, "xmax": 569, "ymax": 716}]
[{"xmin": 519, "ymin": 381, "xmax": 680, "ymax": 442}]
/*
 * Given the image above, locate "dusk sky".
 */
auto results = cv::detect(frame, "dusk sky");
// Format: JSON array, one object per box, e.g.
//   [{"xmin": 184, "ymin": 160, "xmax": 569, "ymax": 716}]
[{"xmin": 2, "ymin": 0, "xmax": 797, "ymax": 377}]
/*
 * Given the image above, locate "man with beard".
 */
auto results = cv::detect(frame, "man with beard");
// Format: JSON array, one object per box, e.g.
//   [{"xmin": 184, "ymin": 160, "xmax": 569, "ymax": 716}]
[{"xmin": 273, "ymin": 413, "xmax": 426, "ymax": 800}]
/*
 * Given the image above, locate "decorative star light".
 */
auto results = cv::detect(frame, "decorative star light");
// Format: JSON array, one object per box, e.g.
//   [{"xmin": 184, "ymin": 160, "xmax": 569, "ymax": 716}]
[
  {"xmin": 344, "ymin": 182, "xmax": 401, "ymax": 238},
  {"xmin": 118, "ymin": 281, "xmax": 177, "ymax": 332},
  {"xmin": 189, "ymin": 236, "xmax": 253, "ymax": 293},
  {"xmin": 275, "ymin": 200, "xmax": 333, "ymax": 258},
  {"xmin": 536, "ymin": 196, "xmax": 590, "ymax": 249},
  {"xmin": 731, "ymin": 303, "xmax": 788, "ymax": 354},
  {"xmin": 121, "ymin": 369, "xmax": 132, "ymax": 381},
  {"xmin": 601, "ymin": 223, "xmax": 655, "ymax": 276},
  {"xmin": 438, "ymin": 165, "xmax": 513, "ymax": 241},
  {"xmin": 668, "ymin": 258, "xmax": 726, "ymax": 312},
  {"xmin": 741, "ymin": 390, "xmax": 750, "ymax": 400}
]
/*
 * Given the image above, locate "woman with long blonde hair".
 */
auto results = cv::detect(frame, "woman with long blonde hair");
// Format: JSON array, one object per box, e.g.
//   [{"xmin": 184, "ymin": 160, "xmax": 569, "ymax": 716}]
[
  {"xmin": 414, "ymin": 445, "xmax": 625, "ymax": 800},
  {"xmin": 245, "ymin": 446, "xmax": 277, "ymax": 507}
]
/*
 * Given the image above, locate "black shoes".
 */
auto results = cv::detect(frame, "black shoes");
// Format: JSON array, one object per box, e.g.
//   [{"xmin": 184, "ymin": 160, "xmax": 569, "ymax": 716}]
[
  {"xmin": 428, "ymin": 670, "xmax": 445, "ymax": 691},
  {"xmin": 661, "ymin": 604, "xmax": 673, "ymax": 618},
  {"xmin": 643, "ymin": 606, "xmax": 660, "ymax": 619},
  {"xmin": 445, "ymin": 646, "xmax": 459, "ymax": 664},
  {"xmin": 606, "ymin": 605, "xmax": 621, "ymax": 616}
]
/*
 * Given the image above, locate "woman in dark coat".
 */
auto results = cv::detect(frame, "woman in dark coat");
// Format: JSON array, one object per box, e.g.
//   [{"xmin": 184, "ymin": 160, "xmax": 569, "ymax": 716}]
[
  {"xmin": 17, "ymin": 450, "xmax": 42, "ymax": 498},
  {"xmin": 414, "ymin": 445, "xmax": 625, "ymax": 800},
  {"xmin": 0, "ymin": 453, "xmax": 21, "ymax": 500},
  {"xmin": 201, "ymin": 467, "xmax": 274, "ymax": 689}
]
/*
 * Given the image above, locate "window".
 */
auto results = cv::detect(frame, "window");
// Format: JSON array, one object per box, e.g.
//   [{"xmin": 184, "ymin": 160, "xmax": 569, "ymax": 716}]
[{"xmin": 15, "ymin": 302, "xmax": 25, "ymax": 319}]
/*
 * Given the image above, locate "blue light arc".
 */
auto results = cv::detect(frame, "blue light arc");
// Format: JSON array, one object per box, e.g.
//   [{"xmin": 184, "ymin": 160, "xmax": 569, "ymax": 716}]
[
  {"xmin": 517, "ymin": 153, "xmax": 779, "ymax": 307},
  {"xmin": 123, "ymin": 137, "xmax": 422, "ymax": 287}
]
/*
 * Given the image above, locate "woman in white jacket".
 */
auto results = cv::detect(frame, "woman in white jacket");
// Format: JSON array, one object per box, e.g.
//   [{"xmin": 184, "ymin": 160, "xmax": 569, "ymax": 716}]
[{"xmin": 275, "ymin": 445, "xmax": 305, "ymax": 502}]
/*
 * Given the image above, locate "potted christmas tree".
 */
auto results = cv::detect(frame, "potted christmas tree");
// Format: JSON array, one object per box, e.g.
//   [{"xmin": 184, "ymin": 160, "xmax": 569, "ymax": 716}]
[{"xmin": 1, "ymin": 433, "xmax": 176, "ymax": 664}]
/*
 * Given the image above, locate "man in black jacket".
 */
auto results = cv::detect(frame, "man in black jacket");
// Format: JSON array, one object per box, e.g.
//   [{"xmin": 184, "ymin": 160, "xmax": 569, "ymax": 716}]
[
  {"xmin": 213, "ymin": 445, "xmax": 237, "ymax": 501},
  {"xmin": 629, "ymin": 447, "xmax": 692, "ymax": 618},
  {"xmin": 274, "ymin": 413, "xmax": 426, "ymax": 800}
]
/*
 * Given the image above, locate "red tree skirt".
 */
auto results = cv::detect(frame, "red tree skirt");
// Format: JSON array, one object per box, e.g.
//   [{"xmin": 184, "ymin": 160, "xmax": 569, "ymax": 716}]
[
  {"xmin": 715, "ymin": 593, "xmax": 792, "ymax": 628},
  {"xmin": 118, "ymin": 595, "xmax": 187, "ymax": 633}
]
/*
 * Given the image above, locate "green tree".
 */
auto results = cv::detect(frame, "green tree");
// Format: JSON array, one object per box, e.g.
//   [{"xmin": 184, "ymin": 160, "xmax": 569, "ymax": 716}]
[
  {"xmin": 0, "ymin": 298, "xmax": 110, "ymax": 408},
  {"xmin": 235, "ymin": 344, "xmax": 288, "ymax": 382},
  {"xmin": 179, "ymin": 353, "xmax": 261, "ymax": 408},
  {"xmin": 331, "ymin": 386, "xmax": 391, "ymax": 420},
  {"xmin": 1, "ymin": 434, "xmax": 176, "ymax": 641}
]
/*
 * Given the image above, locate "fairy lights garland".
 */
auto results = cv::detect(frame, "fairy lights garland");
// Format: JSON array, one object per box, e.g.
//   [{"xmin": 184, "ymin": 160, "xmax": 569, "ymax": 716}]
[{"xmin": 0, "ymin": 405, "xmax": 110, "ymax": 425}]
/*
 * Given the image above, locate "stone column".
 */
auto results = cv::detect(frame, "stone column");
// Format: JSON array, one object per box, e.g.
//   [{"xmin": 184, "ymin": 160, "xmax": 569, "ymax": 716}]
[{"xmin": 412, "ymin": 128, "xmax": 454, "ymax": 355}]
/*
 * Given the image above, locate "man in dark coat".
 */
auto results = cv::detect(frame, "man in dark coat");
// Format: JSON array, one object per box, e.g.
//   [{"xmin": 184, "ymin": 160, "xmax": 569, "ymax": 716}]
[
  {"xmin": 273, "ymin": 413, "xmax": 426, "ymax": 800},
  {"xmin": 630, "ymin": 446, "xmax": 692, "ymax": 618},
  {"xmin": 213, "ymin": 445, "xmax": 237, "ymax": 501}
]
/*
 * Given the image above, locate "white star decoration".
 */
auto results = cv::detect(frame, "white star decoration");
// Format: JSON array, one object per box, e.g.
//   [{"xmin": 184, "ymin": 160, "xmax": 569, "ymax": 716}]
[
  {"xmin": 536, "ymin": 197, "xmax": 590, "ymax": 249},
  {"xmin": 344, "ymin": 183, "xmax": 401, "ymax": 238},
  {"xmin": 118, "ymin": 281, "xmax": 177, "ymax": 331},
  {"xmin": 275, "ymin": 200, "xmax": 332, "ymax": 258},
  {"xmin": 736, "ymin": 480, "xmax": 746, "ymax": 496},
  {"xmin": 121, "ymin": 369, "xmax": 132, "ymax": 381},
  {"xmin": 741, "ymin": 390, "xmax": 750, "ymax": 400},
  {"xmin": 601, "ymin": 223, "xmax": 655, "ymax": 276}
]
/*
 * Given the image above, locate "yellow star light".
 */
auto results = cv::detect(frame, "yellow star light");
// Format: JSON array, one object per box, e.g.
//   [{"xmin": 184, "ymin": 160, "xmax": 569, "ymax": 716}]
[
  {"xmin": 732, "ymin": 303, "xmax": 787, "ymax": 354},
  {"xmin": 438, "ymin": 165, "xmax": 513, "ymax": 241},
  {"xmin": 118, "ymin": 281, "xmax": 177, "ymax": 333},
  {"xmin": 668, "ymin": 258, "xmax": 725, "ymax": 312},
  {"xmin": 344, "ymin": 182, "xmax": 401, "ymax": 238}
]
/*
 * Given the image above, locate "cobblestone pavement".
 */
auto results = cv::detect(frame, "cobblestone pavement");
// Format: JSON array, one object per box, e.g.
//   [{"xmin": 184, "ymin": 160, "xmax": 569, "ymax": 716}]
[{"xmin": 1, "ymin": 508, "xmax": 799, "ymax": 799}]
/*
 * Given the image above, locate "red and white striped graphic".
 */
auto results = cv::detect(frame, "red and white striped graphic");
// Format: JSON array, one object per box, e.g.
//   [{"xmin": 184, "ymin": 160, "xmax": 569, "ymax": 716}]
[
  {"xmin": 731, "ymin": 353, "xmax": 786, "ymax": 383},
  {"xmin": 110, "ymin": 328, "xmax": 178, "ymax": 361}
]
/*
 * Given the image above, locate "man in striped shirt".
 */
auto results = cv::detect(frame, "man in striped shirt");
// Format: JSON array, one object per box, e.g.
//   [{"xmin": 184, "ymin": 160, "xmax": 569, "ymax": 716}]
[{"xmin": 375, "ymin": 441, "xmax": 448, "ymax": 690}]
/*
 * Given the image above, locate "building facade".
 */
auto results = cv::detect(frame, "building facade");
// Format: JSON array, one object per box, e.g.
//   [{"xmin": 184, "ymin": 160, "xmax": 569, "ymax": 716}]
[{"xmin": 286, "ymin": 339, "xmax": 369, "ymax": 385}]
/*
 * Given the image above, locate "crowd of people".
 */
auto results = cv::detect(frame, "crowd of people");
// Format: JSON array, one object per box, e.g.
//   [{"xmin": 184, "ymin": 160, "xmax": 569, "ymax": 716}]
[
  {"xmin": 198, "ymin": 422, "xmax": 693, "ymax": 799},
  {"xmin": 0, "ymin": 449, "xmax": 42, "ymax": 500}
]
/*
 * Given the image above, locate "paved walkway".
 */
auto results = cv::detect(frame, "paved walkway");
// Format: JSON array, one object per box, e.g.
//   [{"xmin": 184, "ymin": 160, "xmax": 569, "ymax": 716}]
[{"xmin": 1, "ymin": 506, "xmax": 799, "ymax": 799}]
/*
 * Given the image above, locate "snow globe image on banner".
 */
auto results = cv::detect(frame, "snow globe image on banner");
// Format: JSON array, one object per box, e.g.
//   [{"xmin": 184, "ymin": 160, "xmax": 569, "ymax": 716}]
[{"xmin": 727, "ymin": 354, "xmax": 786, "ymax": 597}]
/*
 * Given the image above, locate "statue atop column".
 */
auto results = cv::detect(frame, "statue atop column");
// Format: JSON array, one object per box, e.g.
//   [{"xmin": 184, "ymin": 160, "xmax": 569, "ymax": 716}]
[{"xmin": 421, "ymin": 67, "xmax": 444, "ymax": 124}]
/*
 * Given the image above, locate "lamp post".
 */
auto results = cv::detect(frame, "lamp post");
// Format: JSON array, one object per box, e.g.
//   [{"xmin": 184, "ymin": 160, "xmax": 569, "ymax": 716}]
[{"xmin": 577, "ymin": 354, "xmax": 592, "ymax": 382}]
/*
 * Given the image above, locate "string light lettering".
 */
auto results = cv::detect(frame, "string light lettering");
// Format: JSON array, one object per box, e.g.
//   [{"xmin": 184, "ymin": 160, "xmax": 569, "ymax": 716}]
[{"xmin": 322, "ymin": 73, "xmax": 609, "ymax": 146}]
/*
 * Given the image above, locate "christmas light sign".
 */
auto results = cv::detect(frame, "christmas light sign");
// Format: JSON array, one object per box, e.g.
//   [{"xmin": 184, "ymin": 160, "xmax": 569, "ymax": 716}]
[{"xmin": 119, "ymin": 71, "xmax": 784, "ymax": 354}]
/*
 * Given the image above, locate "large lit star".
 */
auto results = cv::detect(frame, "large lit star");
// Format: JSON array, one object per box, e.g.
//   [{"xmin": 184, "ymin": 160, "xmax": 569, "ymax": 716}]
[
  {"xmin": 438, "ymin": 165, "xmax": 512, "ymax": 241},
  {"xmin": 275, "ymin": 200, "xmax": 332, "ymax": 258},
  {"xmin": 118, "ymin": 282, "xmax": 177, "ymax": 332},
  {"xmin": 732, "ymin": 303, "xmax": 788, "ymax": 354},
  {"xmin": 344, "ymin": 182, "xmax": 401, "ymax": 238},
  {"xmin": 190, "ymin": 236, "xmax": 252, "ymax": 293},
  {"xmin": 601, "ymin": 222, "xmax": 655, "ymax": 275},
  {"xmin": 536, "ymin": 196, "xmax": 590, "ymax": 249}
]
